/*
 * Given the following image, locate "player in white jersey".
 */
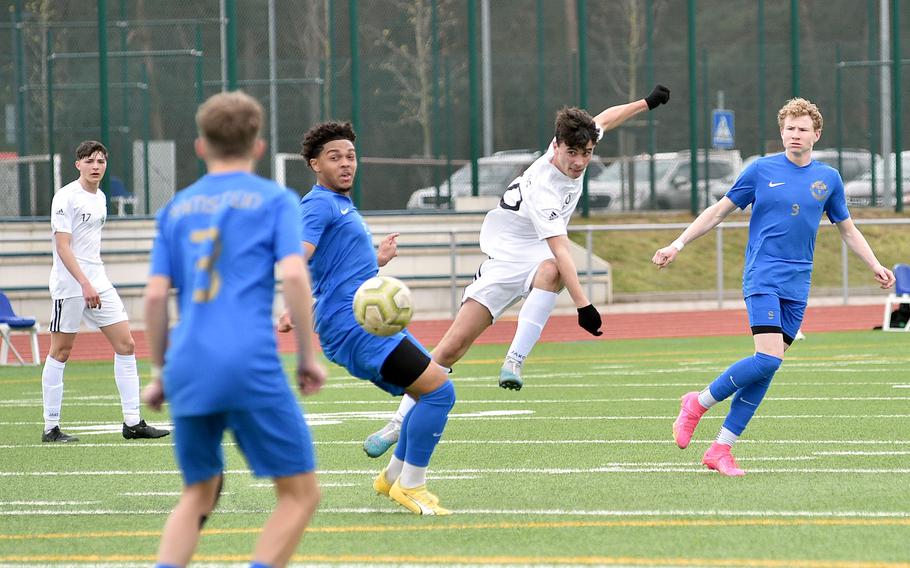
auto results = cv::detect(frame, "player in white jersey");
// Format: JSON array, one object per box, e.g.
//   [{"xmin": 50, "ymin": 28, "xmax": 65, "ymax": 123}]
[
  {"xmin": 41, "ymin": 140, "xmax": 168, "ymax": 443},
  {"xmin": 363, "ymin": 86, "xmax": 671, "ymax": 457}
]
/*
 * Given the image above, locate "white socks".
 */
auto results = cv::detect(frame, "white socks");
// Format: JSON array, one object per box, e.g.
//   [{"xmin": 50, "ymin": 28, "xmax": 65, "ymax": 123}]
[
  {"xmin": 114, "ymin": 353, "xmax": 141, "ymax": 427},
  {"xmin": 385, "ymin": 456, "xmax": 405, "ymax": 484},
  {"xmin": 506, "ymin": 288, "xmax": 558, "ymax": 364},
  {"xmin": 42, "ymin": 353, "xmax": 141, "ymax": 430},
  {"xmin": 42, "ymin": 356, "xmax": 66, "ymax": 431},
  {"xmin": 698, "ymin": 388, "xmax": 719, "ymax": 409},
  {"xmin": 398, "ymin": 464, "xmax": 428, "ymax": 489},
  {"xmin": 394, "ymin": 395, "xmax": 417, "ymax": 424},
  {"xmin": 716, "ymin": 427, "xmax": 739, "ymax": 447}
]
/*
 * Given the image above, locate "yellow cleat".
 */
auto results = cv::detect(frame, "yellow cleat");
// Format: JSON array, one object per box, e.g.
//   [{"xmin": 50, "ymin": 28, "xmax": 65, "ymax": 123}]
[
  {"xmin": 389, "ymin": 480, "xmax": 451, "ymax": 516},
  {"xmin": 373, "ymin": 468, "xmax": 393, "ymax": 498}
]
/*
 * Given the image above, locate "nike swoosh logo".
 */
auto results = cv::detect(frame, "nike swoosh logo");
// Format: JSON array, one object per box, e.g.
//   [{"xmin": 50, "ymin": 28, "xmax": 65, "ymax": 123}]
[
  {"xmin": 768, "ymin": 182, "xmax": 785, "ymax": 187},
  {"xmin": 340, "ymin": 208, "xmax": 351, "ymax": 215}
]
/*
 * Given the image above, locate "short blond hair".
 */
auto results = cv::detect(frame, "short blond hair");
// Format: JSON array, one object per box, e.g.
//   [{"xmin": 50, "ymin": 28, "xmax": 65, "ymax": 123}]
[
  {"xmin": 777, "ymin": 97, "xmax": 823, "ymax": 132},
  {"xmin": 195, "ymin": 91, "xmax": 263, "ymax": 158}
]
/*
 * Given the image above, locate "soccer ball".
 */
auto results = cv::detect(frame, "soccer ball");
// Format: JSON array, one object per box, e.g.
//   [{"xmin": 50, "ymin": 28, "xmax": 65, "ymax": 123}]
[{"xmin": 352, "ymin": 276, "xmax": 413, "ymax": 336}]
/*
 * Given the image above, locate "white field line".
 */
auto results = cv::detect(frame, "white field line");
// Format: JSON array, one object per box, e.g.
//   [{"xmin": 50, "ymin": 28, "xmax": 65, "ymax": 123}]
[
  {"xmin": 6, "ymin": 396, "xmax": 907, "ymax": 408},
  {"xmin": 5, "ymin": 411, "xmax": 910, "ymax": 430},
  {"xmin": 250, "ymin": 482, "xmax": 357, "ymax": 488},
  {"xmin": 439, "ymin": 414, "xmax": 910, "ymax": 421},
  {"xmin": 0, "ymin": 501, "xmax": 101, "ymax": 506},
  {"xmin": 3, "ymin": 464, "xmax": 910, "ymax": 480},
  {"xmin": 120, "ymin": 492, "xmax": 190, "ymax": 496},
  {"xmin": 3, "ymin": 434, "xmax": 910, "ymax": 451},
  {"xmin": 815, "ymin": 451, "xmax": 910, "ymax": 456},
  {"xmin": 1, "ymin": 507, "xmax": 908, "ymax": 519}
]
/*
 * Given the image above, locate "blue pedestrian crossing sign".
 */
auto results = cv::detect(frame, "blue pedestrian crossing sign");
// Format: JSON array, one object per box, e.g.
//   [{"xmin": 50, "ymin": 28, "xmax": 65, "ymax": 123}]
[{"xmin": 712, "ymin": 109, "xmax": 735, "ymax": 149}]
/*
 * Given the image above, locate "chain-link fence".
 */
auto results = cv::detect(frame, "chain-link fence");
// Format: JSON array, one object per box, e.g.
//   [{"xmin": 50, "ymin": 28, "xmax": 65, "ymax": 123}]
[{"xmin": 1, "ymin": 0, "xmax": 908, "ymax": 216}]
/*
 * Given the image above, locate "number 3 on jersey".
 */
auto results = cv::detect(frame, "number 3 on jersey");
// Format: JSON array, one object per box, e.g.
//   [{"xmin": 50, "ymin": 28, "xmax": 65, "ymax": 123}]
[{"xmin": 190, "ymin": 227, "xmax": 222, "ymax": 302}]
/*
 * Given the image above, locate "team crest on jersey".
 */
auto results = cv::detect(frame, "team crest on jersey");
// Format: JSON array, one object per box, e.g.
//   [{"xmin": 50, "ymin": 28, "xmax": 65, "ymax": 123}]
[{"xmin": 810, "ymin": 180, "xmax": 829, "ymax": 201}]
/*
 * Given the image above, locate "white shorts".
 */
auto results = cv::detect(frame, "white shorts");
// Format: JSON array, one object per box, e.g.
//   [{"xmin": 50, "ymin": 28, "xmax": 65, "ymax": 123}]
[
  {"xmin": 49, "ymin": 288, "xmax": 129, "ymax": 333},
  {"xmin": 462, "ymin": 258, "xmax": 542, "ymax": 320}
]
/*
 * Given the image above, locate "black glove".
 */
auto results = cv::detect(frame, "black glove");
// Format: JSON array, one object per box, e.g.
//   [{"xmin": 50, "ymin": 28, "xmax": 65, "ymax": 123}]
[
  {"xmin": 645, "ymin": 84, "xmax": 670, "ymax": 110},
  {"xmin": 577, "ymin": 304, "xmax": 603, "ymax": 336}
]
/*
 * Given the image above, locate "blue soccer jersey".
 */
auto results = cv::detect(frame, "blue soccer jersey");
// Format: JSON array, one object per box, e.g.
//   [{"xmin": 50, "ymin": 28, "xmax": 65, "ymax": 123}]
[
  {"xmin": 300, "ymin": 185, "xmax": 378, "ymax": 335},
  {"xmin": 300, "ymin": 185, "xmax": 420, "ymax": 393},
  {"xmin": 726, "ymin": 153, "xmax": 850, "ymax": 301},
  {"xmin": 149, "ymin": 172, "xmax": 303, "ymax": 417}
]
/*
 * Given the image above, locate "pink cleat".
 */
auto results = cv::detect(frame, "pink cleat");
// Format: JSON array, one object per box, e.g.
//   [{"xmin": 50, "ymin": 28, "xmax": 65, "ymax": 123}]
[
  {"xmin": 673, "ymin": 391, "xmax": 707, "ymax": 449},
  {"xmin": 702, "ymin": 442, "xmax": 746, "ymax": 477}
]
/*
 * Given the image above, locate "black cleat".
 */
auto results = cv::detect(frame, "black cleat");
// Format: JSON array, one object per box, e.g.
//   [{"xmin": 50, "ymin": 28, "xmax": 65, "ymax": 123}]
[
  {"xmin": 122, "ymin": 419, "xmax": 170, "ymax": 440},
  {"xmin": 42, "ymin": 426, "xmax": 79, "ymax": 443}
]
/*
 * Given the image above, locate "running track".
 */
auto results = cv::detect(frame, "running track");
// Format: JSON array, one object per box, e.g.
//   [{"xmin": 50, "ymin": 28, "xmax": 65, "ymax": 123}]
[{"xmin": 4, "ymin": 304, "xmax": 887, "ymax": 363}]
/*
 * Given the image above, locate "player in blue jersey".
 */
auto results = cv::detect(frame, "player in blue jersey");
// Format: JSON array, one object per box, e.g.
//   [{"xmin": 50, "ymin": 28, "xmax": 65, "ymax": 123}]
[
  {"xmin": 142, "ymin": 91, "xmax": 326, "ymax": 567},
  {"xmin": 278, "ymin": 120, "xmax": 455, "ymax": 515},
  {"xmin": 652, "ymin": 98, "xmax": 895, "ymax": 476}
]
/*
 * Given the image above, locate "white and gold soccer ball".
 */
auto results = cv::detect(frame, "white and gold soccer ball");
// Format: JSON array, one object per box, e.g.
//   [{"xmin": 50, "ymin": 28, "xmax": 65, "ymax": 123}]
[{"xmin": 352, "ymin": 276, "xmax": 413, "ymax": 336}]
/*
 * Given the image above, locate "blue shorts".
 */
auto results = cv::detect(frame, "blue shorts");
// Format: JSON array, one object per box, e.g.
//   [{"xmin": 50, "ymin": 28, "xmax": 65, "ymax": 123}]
[
  {"xmin": 744, "ymin": 293, "xmax": 807, "ymax": 342},
  {"xmin": 321, "ymin": 321, "xmax": 430, "ymax": 396},
  {"xmin": 172, "ymin": 395, "xmax": 316, "ymax": 486}
]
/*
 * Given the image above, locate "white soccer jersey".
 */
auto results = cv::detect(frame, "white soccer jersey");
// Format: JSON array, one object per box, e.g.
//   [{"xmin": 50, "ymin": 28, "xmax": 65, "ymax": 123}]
[
  {"xmin": 479, "ymin": 129, "xmax": 603, "ymax": 263},
  {"xmin": 49, "ymin": 179, "xmax": 113, "ymax": 299}
]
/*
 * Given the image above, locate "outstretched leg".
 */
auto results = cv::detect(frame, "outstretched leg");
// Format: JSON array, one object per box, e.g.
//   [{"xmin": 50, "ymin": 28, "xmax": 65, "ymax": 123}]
[
  {"xmin": 363, "ymin": 394, "xmax": 415, "ymax": 458},
  {"xmin": 364, "ymin": 299, "xmax": 488, "ymax": 459},
  {"xmin": 500, "ymin": 288, "xmax": 558, "ymax": 390},
  {"xmin": 500, "ymin": 260, "xmax": 561, "ymax": 391}
]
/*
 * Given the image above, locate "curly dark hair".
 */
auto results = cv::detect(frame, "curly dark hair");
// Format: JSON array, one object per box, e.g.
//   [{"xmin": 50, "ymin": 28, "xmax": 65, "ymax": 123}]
[
  {"xmin": 300, "ymin": 121, "xmax": 357, "ymax": 166},
  {"xmin": 553, "ymin": 107, "xmax": 598, "ymax": 149},
  {"xmin": 75, "ymin": 140, "xmax": 108, "ymax": 160}
]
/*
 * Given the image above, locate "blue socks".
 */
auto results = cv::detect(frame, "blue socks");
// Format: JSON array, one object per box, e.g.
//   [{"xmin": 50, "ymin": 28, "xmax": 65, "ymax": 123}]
[
  {"xmin": 392, "ymin": 380, "xmax": 456, "ymax": 467},
  {"xmin": 706, "ymin": 352, "xmax": 782, "ymax": 436},
  {"xmin": 723, "ymin": 374, "xmax": 774, "ymax": 435},
  {"xmin": 707, "ymin": 352, "xmax": 781, "ymax": 402},
  {"xmin": 250, "ymin": 563, "xmax": 273, "ymax": 568}
]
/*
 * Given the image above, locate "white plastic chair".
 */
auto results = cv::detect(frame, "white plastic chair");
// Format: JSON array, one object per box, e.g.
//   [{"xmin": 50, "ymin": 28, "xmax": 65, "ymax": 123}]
[{"xmin": 882, "ymin": 264, "xmax": 910, "ymax": 332}]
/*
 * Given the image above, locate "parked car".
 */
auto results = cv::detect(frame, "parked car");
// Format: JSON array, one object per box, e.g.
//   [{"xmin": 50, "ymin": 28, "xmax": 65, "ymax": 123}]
[
  {"xmin": 591, "ymin": 150, "xmax": 742, "ymax": 210},
  {"xmin": 712, "ymin": 148, "xmax": 875, "ymax": 203},
  {"xmin": 406, "ymin": 149, "xmax": 611, "ymax": 210},
  {"xmin": 844, "ymin": 151, "xmax": 910, "ymax": 207},
  {"xmin": 406, "ymin": 150, "xmax": 540, "ymax": 210},
  {"xmin": 812, "ymin": 148, "xmax": 877, "ymax": 183}
]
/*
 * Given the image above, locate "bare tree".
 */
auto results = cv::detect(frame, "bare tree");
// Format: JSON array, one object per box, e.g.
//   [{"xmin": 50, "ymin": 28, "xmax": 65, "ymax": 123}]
[
  {"xmin": 590, "ymin": 0, "xmax": 669, "ymax": 102},
  {"xmin": 365, "ymin": 0, "xmax": 458, "ymax": 157}
]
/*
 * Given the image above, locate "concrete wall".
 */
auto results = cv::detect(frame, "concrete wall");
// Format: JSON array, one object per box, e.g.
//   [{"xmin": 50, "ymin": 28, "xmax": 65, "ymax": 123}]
[{"xmin": 1, "ymin": 214, "xmax": 611, "ymax": 327}]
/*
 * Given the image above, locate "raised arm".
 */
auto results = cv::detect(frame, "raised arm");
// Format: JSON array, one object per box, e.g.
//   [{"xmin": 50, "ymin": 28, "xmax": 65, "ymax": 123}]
[
  {"xmin": 593, "ymin": 85, "xmax": 670, "ymax": 133},
  {"xmin": 652, "ymin": 196, "xmax": 739, "ymax": 269}
]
